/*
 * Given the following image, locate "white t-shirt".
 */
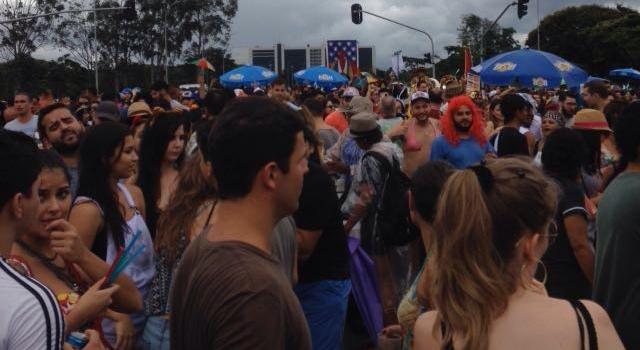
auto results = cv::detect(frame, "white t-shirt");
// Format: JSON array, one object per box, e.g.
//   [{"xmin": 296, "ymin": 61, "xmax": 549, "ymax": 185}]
[
  {"xmin": 3, "ymin": 115, "xmax": 38, "ymax": 139},
  {"xmin": 0, "ymin": 258, "xmax": 64, "ymax": 350}
]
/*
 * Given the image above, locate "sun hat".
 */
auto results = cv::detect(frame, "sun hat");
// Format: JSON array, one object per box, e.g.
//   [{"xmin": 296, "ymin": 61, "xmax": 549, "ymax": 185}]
[
  {"xmin": 349, "ymin": 112, "xmax": 380, "ymax": 138},
  {"xmin": 340, "ymin": 96, "xmax": 373, "ymax": 115},
  {"xmin": 572, "ymin": 108, "xmax": 612, "ymax": 133},
  {"xmin": 128, "ymin": 101, "xmax": 152, "ymax": 118}
]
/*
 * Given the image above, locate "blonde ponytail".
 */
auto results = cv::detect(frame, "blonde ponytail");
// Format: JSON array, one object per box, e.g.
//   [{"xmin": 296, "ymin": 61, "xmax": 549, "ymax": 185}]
[{"xmin": 425, "ymin": 158, "xmax": 557, "ymax": 350}]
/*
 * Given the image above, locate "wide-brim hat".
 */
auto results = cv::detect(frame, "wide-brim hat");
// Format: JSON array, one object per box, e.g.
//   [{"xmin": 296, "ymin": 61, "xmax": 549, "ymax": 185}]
[
  {"xmin": 340, "ymin": 96, "xmax": 373, "ymax": 115},
  {"xmin": 128, "ymin": 101, "xmax": 152, "ymax": 118},
  {"xmin": 572, "ymin": 108, "xmax": 612, "ymax": 133},
  {"xmin": 349, "ymin": 112, "xmax": 380, "ymax": 138}
]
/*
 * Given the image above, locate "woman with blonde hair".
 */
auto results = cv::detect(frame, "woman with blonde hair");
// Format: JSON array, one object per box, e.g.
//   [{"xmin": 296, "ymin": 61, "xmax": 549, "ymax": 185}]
[{"xmin": 413, "ymin": 158, "xmax": 623, "ymax": 350}]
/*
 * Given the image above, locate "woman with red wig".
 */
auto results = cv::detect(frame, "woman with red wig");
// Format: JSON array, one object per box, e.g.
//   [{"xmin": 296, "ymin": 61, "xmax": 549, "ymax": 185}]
[{"xmin": 429, "ymin": 95, "xmax": 495, "ymax": 169}]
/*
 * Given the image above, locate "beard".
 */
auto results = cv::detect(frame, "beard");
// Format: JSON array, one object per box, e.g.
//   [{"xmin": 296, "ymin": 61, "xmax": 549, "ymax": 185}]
[
  {"xmin": 454, "ymin": 120, "xmax": 472, "ymax": 132},
  {"xmin": 51, "ymin": 131, "xmax": 83, "ymax": 156}
]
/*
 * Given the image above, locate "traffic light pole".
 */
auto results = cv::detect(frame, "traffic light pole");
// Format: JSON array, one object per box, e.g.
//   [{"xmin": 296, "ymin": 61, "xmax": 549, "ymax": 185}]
[
  {"xmin": 358, "ymin": 10, "xmax": 436, "ymax": 78},
  {"xmin": 480, "ymin": 1, "xmax": 517, "ymax": 62}
]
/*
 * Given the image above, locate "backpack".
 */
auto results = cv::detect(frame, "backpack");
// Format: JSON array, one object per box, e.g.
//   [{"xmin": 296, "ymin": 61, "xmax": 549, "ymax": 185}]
[{"xmin": 364, "ymin": 151, "xmax": 419, "ymax": 246}]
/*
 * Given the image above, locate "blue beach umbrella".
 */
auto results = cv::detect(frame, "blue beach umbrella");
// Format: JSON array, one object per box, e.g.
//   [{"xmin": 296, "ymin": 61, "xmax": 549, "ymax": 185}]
[
  {"xmin": 471, "ymin": 48, "xmax": 588, "ymax": 88},
  {"xmin": 219, "ymin": 65, "xmax": 278, "ymax": 88},
  {"xmin": 293, "ymin": 66, "xmax": 348, "ymax": 89},
  {"xmin": 609, "ymin": 68, "xmax": 640, "ymax": 80}
]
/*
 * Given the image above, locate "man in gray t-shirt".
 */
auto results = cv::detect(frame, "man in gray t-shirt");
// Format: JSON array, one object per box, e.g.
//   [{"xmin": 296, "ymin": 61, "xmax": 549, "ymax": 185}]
[{"xmin": 4, "ymin": 93, "xmax": 38, "ymax": 139}]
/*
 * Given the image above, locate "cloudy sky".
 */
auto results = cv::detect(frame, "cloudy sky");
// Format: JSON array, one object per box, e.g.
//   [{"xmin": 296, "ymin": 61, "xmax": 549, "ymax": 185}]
[
  {"xmin": 33, "ymin": 0, "xmax": 639, "ymax": 68},
  {"xmin": 225, "ymin": 0, "xmax": 639, "ymax": 68}
]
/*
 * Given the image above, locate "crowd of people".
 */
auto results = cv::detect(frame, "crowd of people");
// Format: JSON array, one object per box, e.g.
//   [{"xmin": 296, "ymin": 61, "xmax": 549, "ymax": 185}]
[{"xmin": 0, "ymin": 70, "xmax": 639, "ymax": 350}]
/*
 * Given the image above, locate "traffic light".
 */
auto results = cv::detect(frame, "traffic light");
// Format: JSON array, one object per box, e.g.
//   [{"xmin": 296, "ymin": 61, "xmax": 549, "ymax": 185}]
[
  {"xmin": 351, "ymin": 4, "xmax": 363, "ymax": 24},
  {"xmin": 517, "ymin": 0, "xmax": 529, "ymax": 19}
]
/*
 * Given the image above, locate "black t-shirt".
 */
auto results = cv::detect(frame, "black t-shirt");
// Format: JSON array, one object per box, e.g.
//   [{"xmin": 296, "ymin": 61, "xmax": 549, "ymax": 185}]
[
  {"xmin": 542, "ymin": 177, "xmax": 591, "ymax": 299},
  {"xmin": 294, "ymin": 161, "xmax": 350, "ymax": 283},
  {"xmin": 490, "ymin": 127, "xmax": 529, "ymax": 157}
]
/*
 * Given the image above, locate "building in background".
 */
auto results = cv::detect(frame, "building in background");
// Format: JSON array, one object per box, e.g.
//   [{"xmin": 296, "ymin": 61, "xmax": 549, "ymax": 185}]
[{"xmin": 230, "ymin": 42, "xmax": 376, "ymax": 80}]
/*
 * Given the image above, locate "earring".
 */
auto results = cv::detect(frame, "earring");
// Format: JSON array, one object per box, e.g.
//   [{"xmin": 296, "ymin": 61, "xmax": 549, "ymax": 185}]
[
  {"xmin": 521, "ymin": 259, "xmax": 547, "ymax": 286},
  {"xmin": 534, "ymin": 259, "xmax": 547, "ymax": 285}
]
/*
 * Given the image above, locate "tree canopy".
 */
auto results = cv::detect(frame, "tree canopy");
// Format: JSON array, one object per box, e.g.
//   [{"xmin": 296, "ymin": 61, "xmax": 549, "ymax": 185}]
[{"xmin": 526, "ymin": 5, "xmax": 640, "ymax": 76}]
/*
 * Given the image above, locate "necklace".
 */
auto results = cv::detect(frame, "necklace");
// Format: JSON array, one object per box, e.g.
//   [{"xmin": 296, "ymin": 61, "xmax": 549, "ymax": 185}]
[
  {"xmin": 17, "ymin": 240, "xmax": 58, "ymax": 262},
  {"xmin": 16, "ymin": 240, "xmax": 81, "ymax": 293}
]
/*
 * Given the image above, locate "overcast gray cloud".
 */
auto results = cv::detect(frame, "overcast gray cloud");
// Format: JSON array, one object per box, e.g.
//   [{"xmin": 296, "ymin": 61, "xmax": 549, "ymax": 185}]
[
  {"xmin": 33, "ymin": 0, "xmax": 640, "ymax": 68},
  {"xmin": 226, "ymin": 0, "xmax": 639, "ymax": 69}
]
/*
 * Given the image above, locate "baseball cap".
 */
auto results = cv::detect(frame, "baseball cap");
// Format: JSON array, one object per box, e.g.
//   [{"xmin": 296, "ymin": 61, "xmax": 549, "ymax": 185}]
[
  {"xmin": 342, "ymin": 87, "xmax": 360, "ymax": 98},
  {"xmin": 95, "ymin": 101, "xmax": 120, "ymax": 122},
  {"xmin": 410, "ymin": 91, "xmax": 430, "ymax": 103}
]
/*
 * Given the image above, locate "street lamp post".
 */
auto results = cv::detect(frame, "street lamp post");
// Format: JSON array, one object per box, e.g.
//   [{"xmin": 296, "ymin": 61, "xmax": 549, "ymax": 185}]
[
  {"xmin": 164, "ymin": 0, "xmax": 187, "ymax": 83},
  {"xmin": 480, "ymin": 1, "xmax": 517, "ymax": 62}
]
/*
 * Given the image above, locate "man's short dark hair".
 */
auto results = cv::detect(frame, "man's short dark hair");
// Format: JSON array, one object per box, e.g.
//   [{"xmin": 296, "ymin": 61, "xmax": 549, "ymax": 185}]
[
  {"xmin": 14, "ymin": 91, "xmax": 31, "ymax": 101},
  {"xmin": 207, "ymin": 97, "xmax": 306, "ymax": 200},
  {"xmin": 584, "ymin": 81, "xmax": 609, "ymax": 99},
  {"xmin": 151, "ymin": 81, "xmax": 169, "ymax": 92},
  {"xmin": 271, "ymin": 77, "xmax": 287, "ymax": 87},
  {"xmin": 302, "ymin": 98, "xmax": 324, "ymax": 116},
  {"xmin": 500, "ymin": 94, "xmax": 529, "ymax": 122},
  {"xmin": 85, "ymin": 87, "xmax": 98, "ymax": 97},
  {"xmin": 0, "ymin": 130, "xmax": 42, "ymax": 209},
  {"xmin": 37, "ymin": 103, "xmax": 70, "ymax": 139},
  {"xmin": 204, "ymin": 89, "xmax": 234, "ymax": 117},
  {"xmin": 101, "ymin": 92, "xmax": 118, "ymax": 102},
  {"xmin": 558, "ymin": 90, "xmax": 577, "ymax": 102}
]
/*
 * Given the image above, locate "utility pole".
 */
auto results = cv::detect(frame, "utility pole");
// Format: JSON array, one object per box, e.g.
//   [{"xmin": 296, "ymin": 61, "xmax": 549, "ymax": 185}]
[{"xmin": 351, "ymin": 4, "xmax": 436, "ymax": 78}]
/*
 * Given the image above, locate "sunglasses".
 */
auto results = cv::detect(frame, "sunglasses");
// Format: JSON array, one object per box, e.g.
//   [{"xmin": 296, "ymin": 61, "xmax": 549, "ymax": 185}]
[{"xmin": 326, "ymin": 104, "xmax": 335, "ymax": 109}]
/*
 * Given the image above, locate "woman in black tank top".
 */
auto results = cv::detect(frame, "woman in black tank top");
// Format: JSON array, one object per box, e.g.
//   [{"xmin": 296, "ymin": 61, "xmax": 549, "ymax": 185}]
[{"xmin": 412, "ymin": 158, "xmax": 623, "ymax": 350}]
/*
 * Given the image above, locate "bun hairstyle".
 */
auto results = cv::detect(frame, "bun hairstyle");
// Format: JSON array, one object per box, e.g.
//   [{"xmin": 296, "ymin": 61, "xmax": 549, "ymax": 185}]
[{"xmin": 427, "ymin": 158, "xmax": 557, "ymax": 350}]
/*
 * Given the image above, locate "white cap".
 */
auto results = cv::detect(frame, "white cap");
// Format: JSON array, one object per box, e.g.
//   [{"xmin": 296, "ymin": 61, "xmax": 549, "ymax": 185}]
[
  {"xmin": 342, "ymin": 87, "xmax": 360, "ymax": 97},
  {"xmin": 410, "ymin": 91, "xmax": 430, "ymax": 103}
]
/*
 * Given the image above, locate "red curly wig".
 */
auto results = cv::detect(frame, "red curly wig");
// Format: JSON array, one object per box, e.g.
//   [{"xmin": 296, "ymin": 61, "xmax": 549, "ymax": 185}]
[{"xmin": 441, "ymin": 95, "xmax": 487, "ymax": 147}]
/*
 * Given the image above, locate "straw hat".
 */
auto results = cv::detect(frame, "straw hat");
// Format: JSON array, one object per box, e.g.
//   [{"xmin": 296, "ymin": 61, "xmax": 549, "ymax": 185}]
[{"xmin": 572, "ymin": 109, "xmax": 612, "ymax": 133}]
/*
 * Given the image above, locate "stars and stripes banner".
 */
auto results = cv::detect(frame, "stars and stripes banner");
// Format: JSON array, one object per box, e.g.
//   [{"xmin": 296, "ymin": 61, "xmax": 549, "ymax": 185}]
[{"xmin": 327, "ymin": 40, "xmax": 359, "ymax": 78}]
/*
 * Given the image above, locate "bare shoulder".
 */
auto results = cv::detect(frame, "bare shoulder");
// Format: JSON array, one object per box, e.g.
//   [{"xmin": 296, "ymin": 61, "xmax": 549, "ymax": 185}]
[
  {"xmin": 413, "ymin": 311, "xmax": 440, "ymax": 350},
  {"xmin": 580, "ymin": 299, "xmax": 625, "ymax": 349},
  {"xmin": 70, "ymin": 201, "xmax": 102, "ymax": 219},
  {"xmin": 124, "ymin": 184, "xmax": 145, "ymax": 207}
]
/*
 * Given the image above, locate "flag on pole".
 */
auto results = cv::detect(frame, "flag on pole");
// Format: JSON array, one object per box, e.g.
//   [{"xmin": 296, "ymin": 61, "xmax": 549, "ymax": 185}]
[
  {"xmin": 192, "ymin": 57, "xmax": 215, "ymax": 71},
  {"xmin": 391, "ymin": 50, "xmax": 405, "ymax": 76},
  {"xmin": 327, "ymin": 40, "xmax": 359, "ymax": 78},
  {"xmin": 463, "ymin": 47, "xmax": 472, "ymax": 78}
]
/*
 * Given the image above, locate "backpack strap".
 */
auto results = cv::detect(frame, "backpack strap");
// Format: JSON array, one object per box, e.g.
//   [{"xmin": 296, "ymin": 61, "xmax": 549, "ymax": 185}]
[{"xmin": 569, "ymin": 300, "xmax": 598, "ymax": 350}]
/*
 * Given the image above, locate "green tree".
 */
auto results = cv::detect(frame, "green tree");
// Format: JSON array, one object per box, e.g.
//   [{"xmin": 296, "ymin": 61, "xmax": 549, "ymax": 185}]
[
  {"xmin": 526, "ymin": 5, "xmax": 640, "ymax": 76},
  {"xmin": 458, "ymin": 14, "xmax": 520, "ymax": 62},
  {"xmin": 435, "ymin": 46, "xmax": 465, "ymax": 79},
  {"xmin": 0, "ymin": 0, "xmax": 63, "ymax": 61}
]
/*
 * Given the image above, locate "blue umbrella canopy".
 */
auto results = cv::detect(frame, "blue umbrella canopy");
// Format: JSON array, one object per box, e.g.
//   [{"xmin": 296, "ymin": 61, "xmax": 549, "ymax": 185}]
[
  {"xmin": 471, "ymin": 48, "xmax": 588, "ymax": 88},
  {"xmin": 293, "ymin": 66, "xmax": 348, "ymax": 89},
  {"xmin": 609, "ymin": 68, "xmax": 640, "ymax": 80},
  {"xmin": 219, "ymin": 65, "xmax": 278, "ymax": 88}
]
